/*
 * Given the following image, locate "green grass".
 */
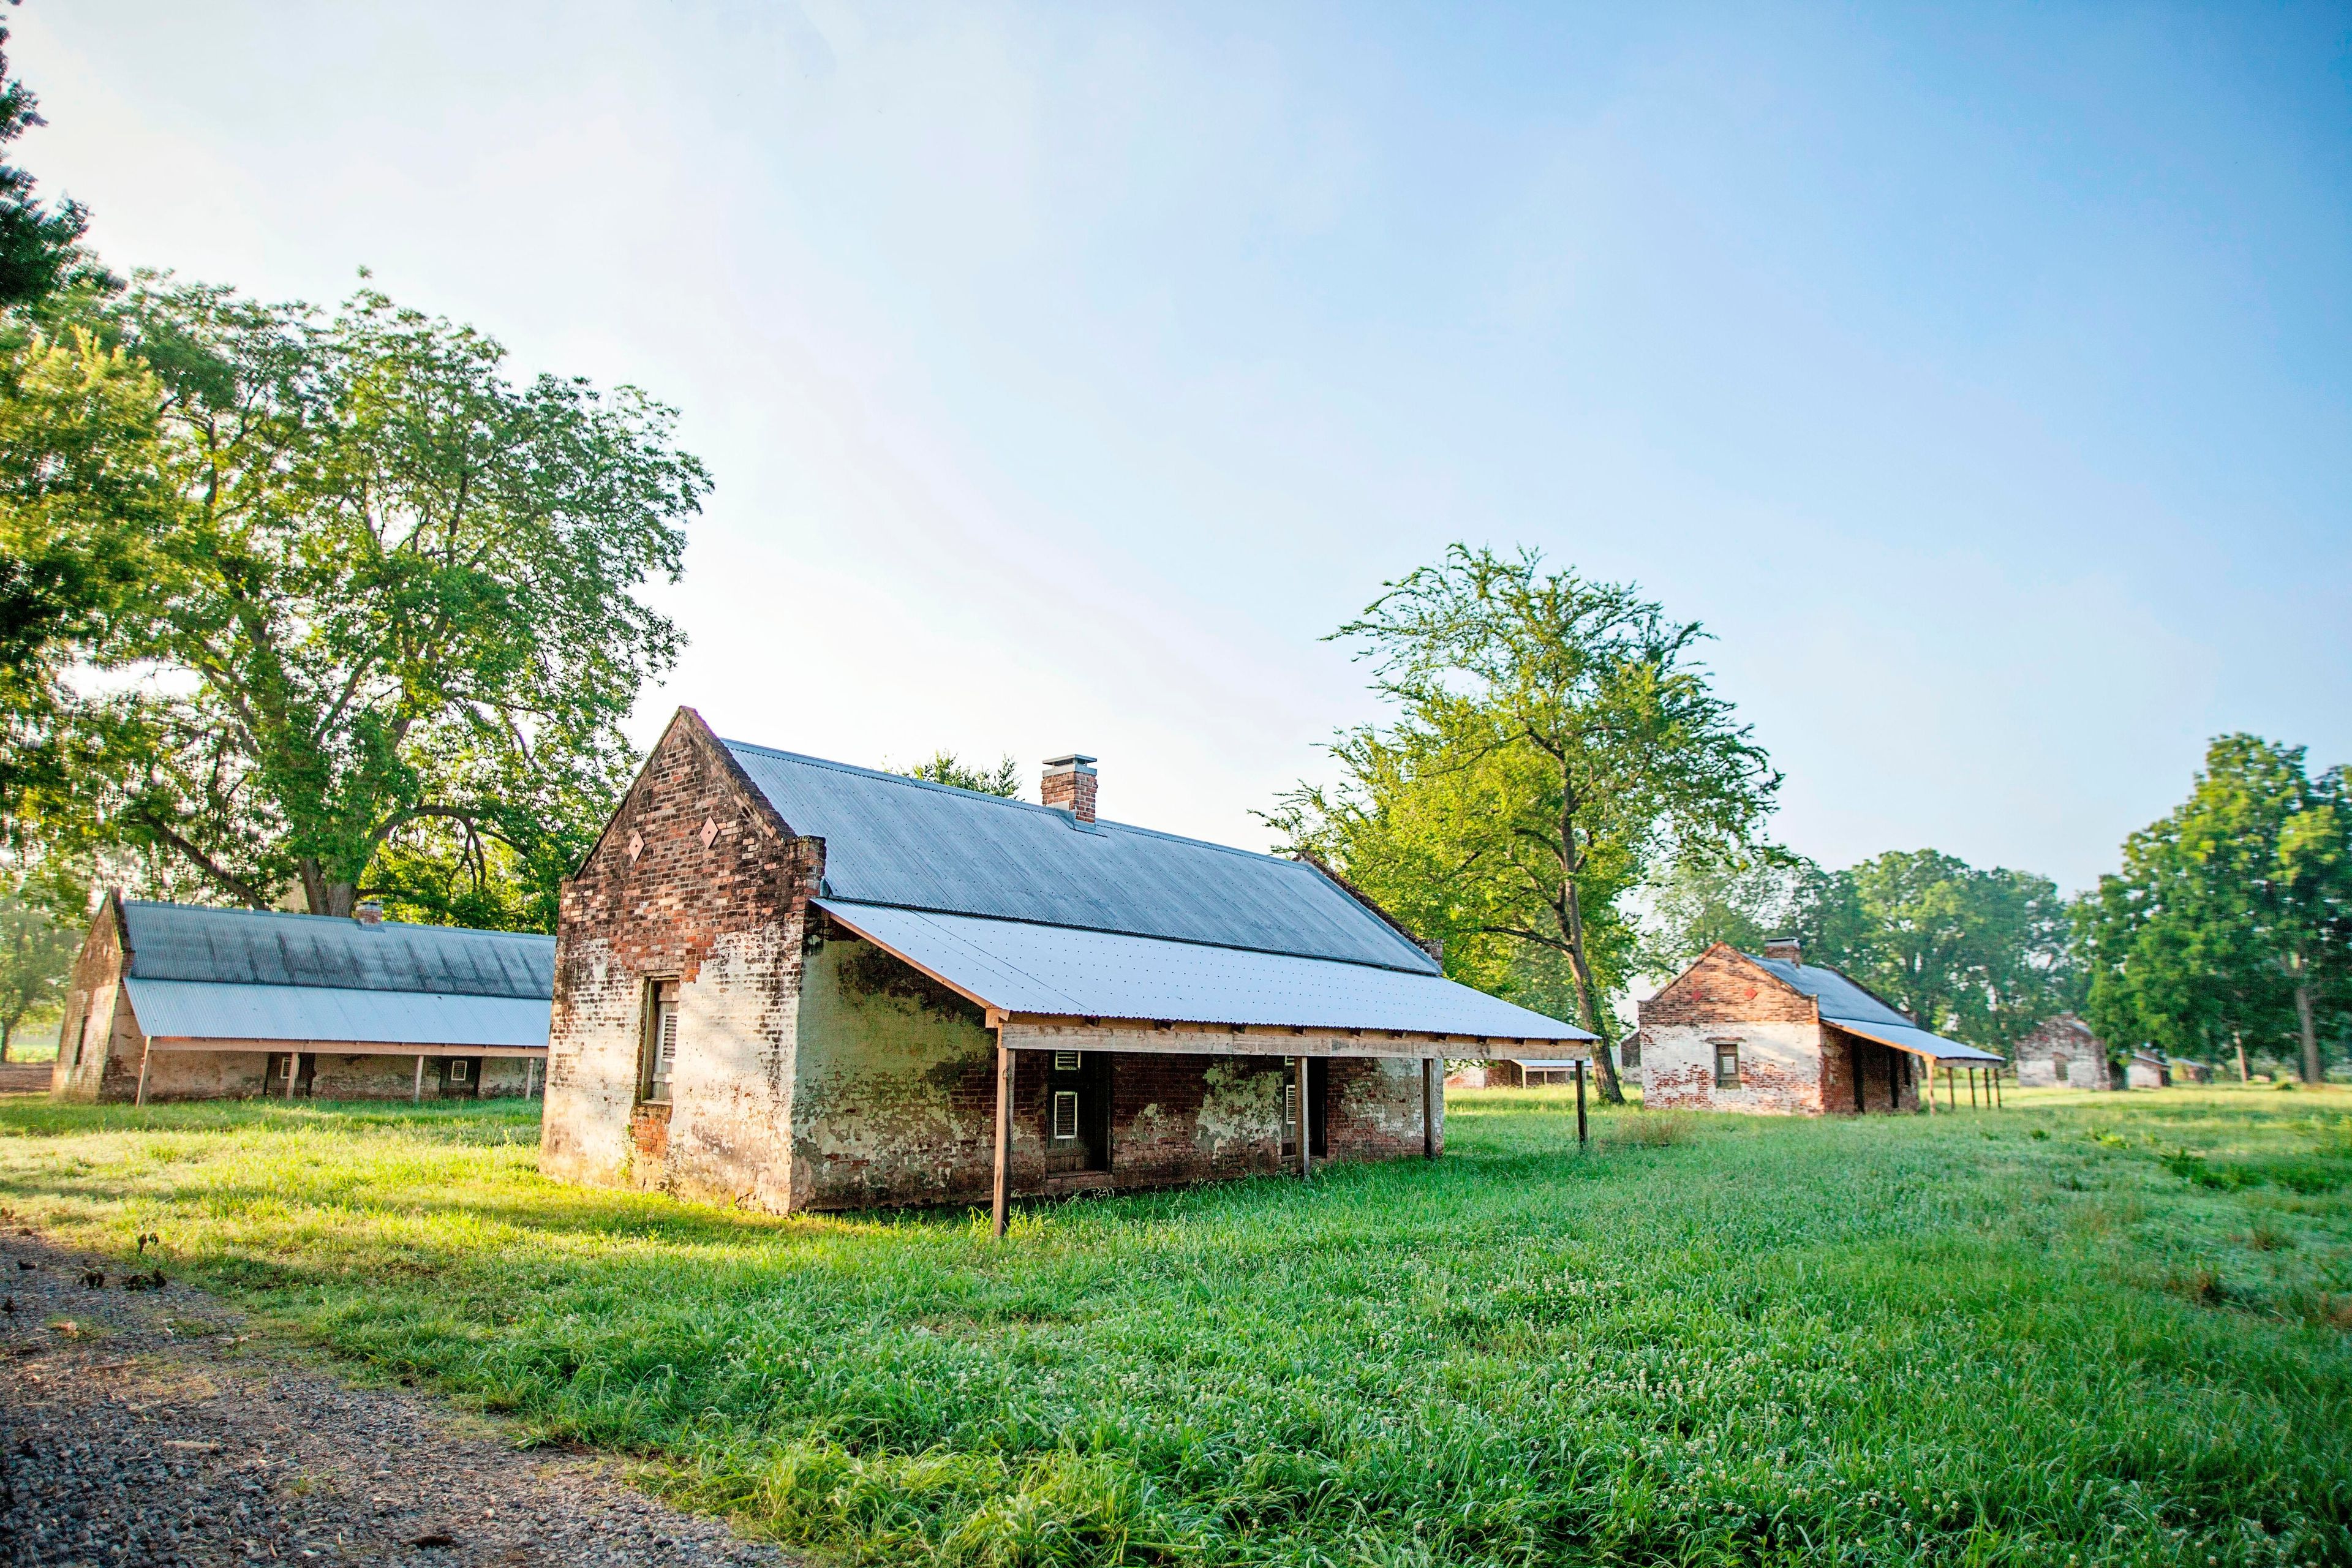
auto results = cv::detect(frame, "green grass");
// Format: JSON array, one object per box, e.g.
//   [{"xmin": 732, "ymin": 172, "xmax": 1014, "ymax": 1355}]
[{"xmin": 2, "ymin": 1088, "xmax": 2347, "ymax": 1567}]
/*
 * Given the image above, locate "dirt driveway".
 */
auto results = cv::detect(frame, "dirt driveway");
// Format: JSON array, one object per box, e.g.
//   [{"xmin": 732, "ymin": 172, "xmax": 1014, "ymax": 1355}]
[{"xmin": 0, "ymin": 1230, "xmax": 791, "ymax": 1567}]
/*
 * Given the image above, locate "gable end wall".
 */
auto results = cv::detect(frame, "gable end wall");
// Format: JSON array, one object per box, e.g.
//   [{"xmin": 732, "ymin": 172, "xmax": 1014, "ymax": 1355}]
[
  {"xmin": 52, "ymin": 895, "xmax": 146, "ymax": 1102},
  {"xmin": 1637, "ymin": 944, "xmax": 1828, "ymax": 1115},
  {"xmin": 541, "ymin": 710, "xmax": 824, "ymax": 1208}
]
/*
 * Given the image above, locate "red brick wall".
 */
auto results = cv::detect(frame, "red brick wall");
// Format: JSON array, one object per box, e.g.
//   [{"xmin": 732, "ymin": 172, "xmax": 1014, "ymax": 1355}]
[
  {"xmin": 1638, "ymin": 946, "xmax": 1830, "ymax": 1114},
  {"xmin": 52, "ymin": 895, "xmax": 137, "ymax": 1102},
  {"xmin": 1640, "ymin": 944, "xmax": 1817, "ymax": 1028},
  {"xmin": 541, "ymin": 708, "xmax": 823, "ymax": 1205}
]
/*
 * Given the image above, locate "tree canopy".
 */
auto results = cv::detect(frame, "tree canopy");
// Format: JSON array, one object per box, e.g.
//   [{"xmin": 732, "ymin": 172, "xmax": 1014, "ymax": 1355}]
[
  {"xmin": 16, "ymin": 277, "xmax": 709, "ymax": 930},
  {"xmin": 2079, "ymin": 734, "xmax": 2349, "ymax": 1082},
  {"xmin": 895, "ymin": 750, "xmax": 1022, "ymax": 798},
  {"xmin": 0, "ymin": 24, "xmax": 95, "ymax": 309},
  {"xmin": 0, "ymin": 26, "xmax": 142, "ymax": 828},
  {"xmin": 1794, "ymin": 850, "xmax": 2073, "ymax": 1052},
  {"xmin": 1270, "ymin": 545, "xmax": 1780, "ymax": 1101}
]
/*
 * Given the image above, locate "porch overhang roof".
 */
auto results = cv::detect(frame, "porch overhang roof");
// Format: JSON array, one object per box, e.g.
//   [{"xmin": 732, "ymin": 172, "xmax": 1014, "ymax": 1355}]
[
  {"xmin": 1826, "ymin": 1015, "xmax": 2003, "ymax": 1065},
  {"xmin": 815, "ymin": 899, "xmax": 1591, "ymax": 1055},
  {"xmin": 124, "ymin": 977, "xmax": 551, "ymax": 1052}
]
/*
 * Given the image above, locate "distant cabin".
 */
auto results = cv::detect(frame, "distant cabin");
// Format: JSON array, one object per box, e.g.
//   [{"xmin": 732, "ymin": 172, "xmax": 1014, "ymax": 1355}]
[
  {"xmin": 52, "ymin": 894, "xmax": 554, "ymax": 1103},
  {"xmin": 2013, "ymin": 1014, "xmax": 2111, "ymax": 1090},
  {"xmin": 1446, "ymin": 1058, "xmax": 1588, "ymax": 1090},
  {"xmin": 2125, "ymin": 1049, "xmax": 2171, "ymax": 1090},
  {"xmin": 1632, "ymin": 938, "xmax": 2003, "ymax": 1115},
  {"xmin": 540, "ymin": 708, "xmax": 1593, "ymax": 1216}
]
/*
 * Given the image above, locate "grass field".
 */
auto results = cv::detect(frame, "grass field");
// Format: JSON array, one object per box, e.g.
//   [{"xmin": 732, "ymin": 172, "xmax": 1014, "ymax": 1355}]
[{"xmin": 1, "ymin": 1087, "xmax": 2346, "ymax": 1567}]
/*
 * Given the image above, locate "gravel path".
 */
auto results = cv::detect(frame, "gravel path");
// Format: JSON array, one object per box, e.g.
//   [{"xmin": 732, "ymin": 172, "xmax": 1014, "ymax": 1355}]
[{"xmin": 0, "ymin": 1230, "xmax": 792, "ymax": 1567}]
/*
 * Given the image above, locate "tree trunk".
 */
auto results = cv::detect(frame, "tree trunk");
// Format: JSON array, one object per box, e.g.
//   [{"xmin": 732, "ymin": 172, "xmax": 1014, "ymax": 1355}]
[
  {"xmin": 2296, "ymin": 981, "xmax": 2321, "ymax": 1085},
  {"xmin": 1559, "ymin": 886, "xmax": 1626, "ymax": 1105},
  {"xmin": 2233, "ymin": 1031, "xmax": 2248, "ymax": 1085},
  {"xmin": 0, "ymin": 1019, "xmax": 10, "ymax": 1064},
  {"xmin": 298, "ymin": 858, "xmax": 358, "ymax": 919},
  {"xmin": 1555, "ymin": 774, "xmax": 1625, "ymax": 1106}
]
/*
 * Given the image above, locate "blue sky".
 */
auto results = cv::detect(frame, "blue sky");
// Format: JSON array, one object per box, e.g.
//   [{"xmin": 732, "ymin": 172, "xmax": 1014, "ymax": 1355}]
[{"xmin": 24, "ymin": 2, "xmax": 2350, "ymax": 892}]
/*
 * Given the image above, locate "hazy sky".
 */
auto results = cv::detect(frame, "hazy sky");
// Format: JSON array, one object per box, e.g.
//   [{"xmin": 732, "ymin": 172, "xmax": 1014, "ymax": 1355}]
[{"xmin": 22, "ymin": 3, "xmax": 2350, "ymax": 892}]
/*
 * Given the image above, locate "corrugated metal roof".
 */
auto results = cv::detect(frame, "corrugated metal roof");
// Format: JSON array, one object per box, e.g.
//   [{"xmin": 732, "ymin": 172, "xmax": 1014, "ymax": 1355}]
[
  {"xmin": 123, "ymin": 903, "xmax": 553, "ymax": 999},
  {"xmin": 124, "ymin": 978, "xmax": 551, "ymax": 1049},
  {"xmin": 1825, "ymin": 1015, "xmax": 2005, "ymax": 1065},
  {"xmin": 816, "ymin": 899, "xmax": 1591, "ymax": 1040},
  {"xmin": 726, "ymin": 741, "xmax": 1439, "ymax": 974},
  {"xmin": 1749, "ymin": 954, "xmax": 2005, "ymax": 1063},
  {"xmin": 1749, "ymin": 956, "xmax": 1914, "ymax": 1028}
]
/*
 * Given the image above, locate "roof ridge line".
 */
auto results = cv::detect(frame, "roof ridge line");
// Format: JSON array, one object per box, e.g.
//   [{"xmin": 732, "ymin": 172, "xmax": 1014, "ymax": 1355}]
[
  {"xmin": 813, "ymin": 896, "xmax": 1445, "ymax": 976},
  {"xmin": 720, "ymin": 737, "xmax": 1333, "ymax": 870},
  {"xmin": 123, "ymin": 899, "xmax": 554, "ymax": 941}
]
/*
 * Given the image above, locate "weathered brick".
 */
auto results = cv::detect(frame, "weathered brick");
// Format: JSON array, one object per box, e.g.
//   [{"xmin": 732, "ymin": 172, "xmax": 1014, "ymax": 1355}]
[{"xmin": 1635, "ymin": 944, "xmax": 1918, "ymax": 1115}]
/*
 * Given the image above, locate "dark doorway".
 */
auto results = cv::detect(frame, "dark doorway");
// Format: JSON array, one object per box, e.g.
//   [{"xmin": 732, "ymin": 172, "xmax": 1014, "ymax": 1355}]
[
  {"xmin": 1282, "ymin": 1058, "xmax": 1330, "ymax": 1160},
  {"xmin": 266, "ymin": 1052, "xmax": 316, "ymax": 1097},
  {"xmin": 439, "ymin": 1057, "xmax": 483, "ymax": 1099},
  {"xmin": 1849, "ymin": 1039, "xmax": 1905, "ymax": 1112},
  {"xmin": 1042, "ymin": 1050, "xmax": 1110, "ymax": 1173}
]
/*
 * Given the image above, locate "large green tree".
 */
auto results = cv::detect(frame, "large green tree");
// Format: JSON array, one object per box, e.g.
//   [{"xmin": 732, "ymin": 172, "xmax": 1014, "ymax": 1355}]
[
  {"xmin": 2079, "ymin": 735, "xmax": 2349, "ymax": 1082},
  {"xmin": 0, "ymin": 23, "xmax": 141, "ymax": 829},
  {"xmin": 1270, "ymin": 546, "xmax": 1779, "ymax": 1102},
  {"xmin": 1793, "ymin": 849, "xmax": 2073, "ymax": 1052},
  {"xmin": 0, "ymin": 323, "xmax": 167, "ymax": 827},
  {"xmin": 1640, "ymin": 848, "xmax": 1809, "ymax": 974},
  {"xmin": 29, "ymin": 277, "xmax": 710, "ymax": 929},
  {"xmin": 0, "ymin": 868, "xmax": 77, "ymax": 1060}
]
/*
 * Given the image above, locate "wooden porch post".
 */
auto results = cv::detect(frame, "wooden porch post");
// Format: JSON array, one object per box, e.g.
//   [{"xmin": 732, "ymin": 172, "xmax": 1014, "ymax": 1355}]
[
  {"xmin": 1992, "ymin": 1066, "xmax": 2002, "ymax": 1109},
  {"xmin": 1421, "ymin": 1057, "xmax": 1436, "ymax": 1159},
  {"xmin": 992, "ymin": 1038, "xmax": 1014, "ymax": 1239},
  {"xmin": 413, "ymin": 1054, "xmax": 425, "ymax": 1104},
  {"xmin": 285, "ymin": 1052, "xmax": 300, "ymax": 1101},
  {"xmin": 1297, "ymin": 1056, "xmax": 1311, "ymax": 1178},
  {"xmin": 134, "ymin": 1038, "xmax": 153, "ymax": 1107},
  {"xmin": 1575, "ymin": 1059, "xmax": 1588, "ymax": 1146}
]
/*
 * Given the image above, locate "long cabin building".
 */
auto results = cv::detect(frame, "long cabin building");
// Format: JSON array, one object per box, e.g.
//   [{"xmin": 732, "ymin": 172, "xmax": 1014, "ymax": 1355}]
[
  {"xmin": 1634, "ymin": 939, "xmax": 2002, "ymax": 1115},
  {"xmin": 53, "ymin": 896, "xmax": 553, "ymax": 1102},
  {"xmin": 540, "ymin": 709, "xmax": 1592, "ymax": 1215}
]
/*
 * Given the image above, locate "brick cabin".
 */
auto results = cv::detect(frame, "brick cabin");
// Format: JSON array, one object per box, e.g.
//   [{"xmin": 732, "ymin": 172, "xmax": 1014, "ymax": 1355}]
[
  {"xmin": 540, "ymin": 709, "xmax": 1591, "ymax": 1218},
  {"xmin": 1634, "ymin": 939, "xmax": 2001, "ymax": 1115},
  {"xmin": 2012, "ymin": 1013, "xmax": 2111, "ymax": 1090},
  {"xmin": 52, "ymin": 896, "xmax": 552, "ymax": 1104}
]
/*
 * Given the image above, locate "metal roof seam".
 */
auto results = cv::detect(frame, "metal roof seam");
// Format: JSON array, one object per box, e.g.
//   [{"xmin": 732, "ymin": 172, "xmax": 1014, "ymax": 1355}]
[
  {"xmin": 813, "ymin": 899, "xmax": 1592, "ymax": 1040},
  {"xmin": 814, "ymin": 896, "xmax": 1441, "ymax": 975},
  {"xmin": 724, "ymin": 739, "xmax": 1441, "ymax": 974}
]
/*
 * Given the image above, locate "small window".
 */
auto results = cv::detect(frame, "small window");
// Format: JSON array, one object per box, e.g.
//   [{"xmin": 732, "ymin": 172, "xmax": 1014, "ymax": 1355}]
[
  {"xmin": 1714, "ymin": 1041, "xmax": 1741, "ymax": 1088},
  {"xmin": 449, "ymin": 1059, "xmax": 472, "ymax": 1084},
  {"xmin": 1051, "ymin": 1090, "xmax": 1079, "ymax": 1140},
  {"xmin": 1282, "ymin": 1080, "xmax": 1298, "ymax": 1130},
  {"xmin": 642, "ymin": 979, "xmax": 680, "ymax": 1103},
  {"xmin": 1053, "ymin": 1050, "xmax": 1081, "ymax": 1072}
]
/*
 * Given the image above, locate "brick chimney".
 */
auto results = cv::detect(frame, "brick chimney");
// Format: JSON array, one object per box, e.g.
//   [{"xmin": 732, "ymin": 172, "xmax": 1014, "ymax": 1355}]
[
  {"xmin": 1041, "ymin": 754, "xmax": 1098, "ymax": 824},
  {"xmin": 1762, "ymin": 935, "xmax": 1800, "ymax": 965},
  {"xmin": 353, "ymin": 900, "xmax": 385, "ymax": 928}
]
